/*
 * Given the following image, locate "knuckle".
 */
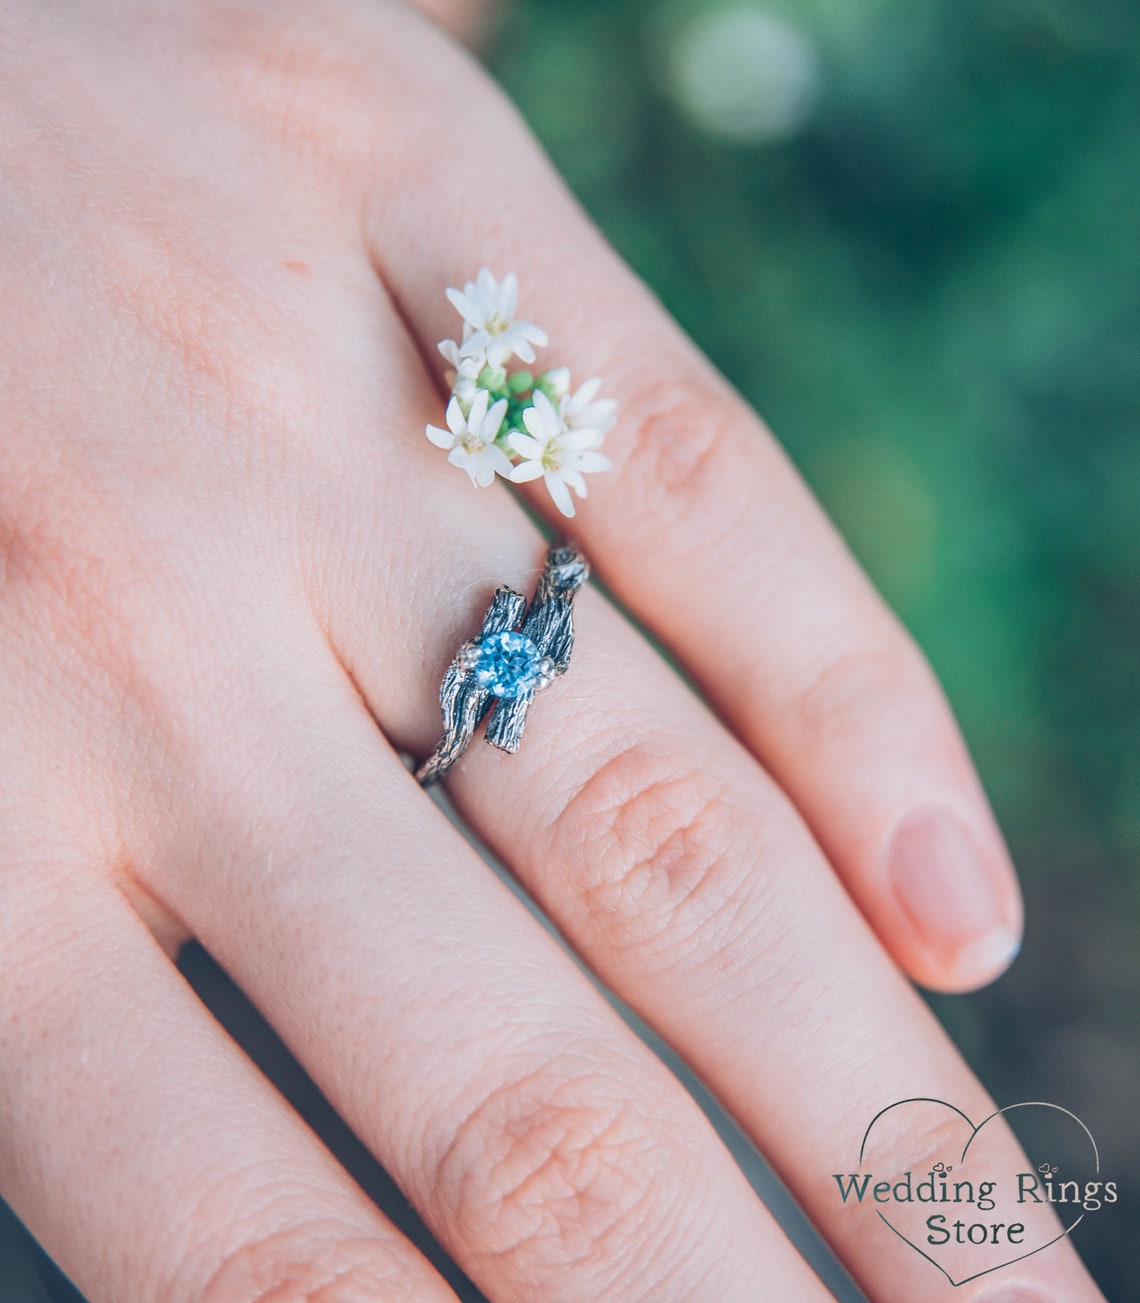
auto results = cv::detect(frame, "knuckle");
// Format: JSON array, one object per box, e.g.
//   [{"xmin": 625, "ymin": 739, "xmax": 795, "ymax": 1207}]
[
  {"xmin": 39, "ymin": 545, "xmax": 163, "ymax": 696},
  {"xmin": 866, "ymin": 1103, "xmax": 972, "ymax": 1184},
  {"xmin": 116, "ymin": 249, "xmax": 255, "ymax": 406},
  {"xmin": 550, "ymin": 737, "xmax": 751, "ymax": 962},
  {"xmin": 0, "ymin": 481, "xmax": 135, "ymax": 666},
  {"xmin": 92, "ymin": 217, "xmax": 303, "ymax": 441},
  {"xmin": 225, "ymin": 16, "xmax": 374, "ymax": 161},
  {"xmin": 788, "ymin": 642, "xmax": 924, "ymax": 747},
  {"xmin": 201, "ymin": 1222, "xmax": 422, "ymax": 1303},
  {"xmin": 198, "ymin": 1, "xmax": 429, "ymax": 175},
  {"xmin": 0, "ymin": 490, "xmax": 61, "ymax": 618},
  {"xmin": 0, "ymin": 483, "xmax": 210, "ymax": 753},
  {"xmin": 616, "ymin": 367, "xmax": 748, "ymax": 534},
  {"xmin": 434, "ymin": 1064, "xmax": 682, "ymax": 1282}
]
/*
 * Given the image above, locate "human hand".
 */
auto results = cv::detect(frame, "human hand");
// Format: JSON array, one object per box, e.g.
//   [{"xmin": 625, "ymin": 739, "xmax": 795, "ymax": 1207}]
[{"xmin": 0, "ymin": 1, "xmax": 1104, "ymax": 1299}]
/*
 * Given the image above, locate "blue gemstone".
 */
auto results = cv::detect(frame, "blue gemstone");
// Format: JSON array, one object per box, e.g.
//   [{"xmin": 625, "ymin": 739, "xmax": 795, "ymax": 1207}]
[{"xmin": 473, "ymin": 630, "xmax": 542, "ymax": 698}]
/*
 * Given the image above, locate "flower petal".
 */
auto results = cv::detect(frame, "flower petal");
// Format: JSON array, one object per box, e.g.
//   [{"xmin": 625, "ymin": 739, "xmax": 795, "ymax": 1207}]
[
  {"xmin": 445, "ymin": 396, "xmax": 466, "ymax": 436},
  {"xmin": 580, "ymin": 409, "xmax": 617, "ymax": 435},
  {"xmin": 482, "ymin": 397, "xmax": 509, "ymax": 441},
  {"xmin": 559, "ymin": 427, "xmax": 604, "ymax": 450},
  {"xmin": 562, "ymin": 468, "xmax": 588, "ymax": 497},
  {"xmin": 466, "ymin": 387, "xmax": 490, "ymax": 432},
  {"xmin": 485, "ymin": 336, "xmax": 510, "ymax": 368},
  {"xmin": 508, "ymin": 459, "xmax": 545, "ymax": 483},
  {"xmin": 473, "ymin": 455, "xmax": 498, "ymax": 488},
  {"xmin": 448, "ymin": 446, "xmax": 478, "ymax": 485},
  {"xmin": 425, "ymin": 423, "xmax": 454, "ymax": 449},
  {"xmin": 509, "ymin": 431, "xmax": 546, "ymax": 459},
  {"xmin": 524, "ymin": 389, "xmax": 561, "ymax": 439},
  {"xmin": 584, "ymin": 397, "xmax": 618, "ymax": 420},
  {"xmin": 509, "ymin": 336, "xmax": 536, "ymax": 365},
  {"xmin": 545, "ymin": 471, "xmax": 576, "ymax": 518},
  {"xmin": 459, "ymin": 330, "xmax": 490, "ymax": 359},
  {"xmin": 535, "ymin": 388, "xmax": 558, "ymax": 417},
  {"xmin": 520, "ymin": 405, "xmax": 544, "ymax": 439},
  {"xmin": 500, "ymin": 271, "xmax": 518, "ymax": 320},
  {"xmin": 485, "ymin": 444, "xmax": 516, "ymax": 479},
  {"xmin": 445, "ymin": 287, "xmax": 484, "ymax": 329},
  {"xmin": 571, "ymin": 376, "xmax": 602, "ymax": 408},
  {"xmin": 574, "ymin": 451, "xmax": 613, "ymax": 474}
]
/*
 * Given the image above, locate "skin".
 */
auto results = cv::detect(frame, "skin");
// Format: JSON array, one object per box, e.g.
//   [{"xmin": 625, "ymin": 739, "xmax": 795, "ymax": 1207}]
[{"xmin": 0, "ymin": 1, "xmax": 1106, "ymax": 1300}]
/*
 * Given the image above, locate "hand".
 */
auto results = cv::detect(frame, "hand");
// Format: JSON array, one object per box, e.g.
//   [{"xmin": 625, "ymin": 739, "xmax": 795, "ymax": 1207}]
[{"xmin": 0, "ymin": 1, "xmax": 1103, "ymax": 1299}]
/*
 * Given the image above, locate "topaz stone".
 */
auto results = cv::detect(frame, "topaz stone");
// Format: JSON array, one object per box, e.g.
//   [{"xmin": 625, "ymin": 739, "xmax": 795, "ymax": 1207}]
[{"xmin": 472, "ymin": 630, "xmax": 543, "ymax": 697}]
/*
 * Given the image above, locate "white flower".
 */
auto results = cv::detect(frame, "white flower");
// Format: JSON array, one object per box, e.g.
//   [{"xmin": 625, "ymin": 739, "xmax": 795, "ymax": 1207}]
[
  {"xmin": 438, "ymin": 339, "xmax": 484, "ymax": 411},
  {"xmin": 446, "ymin": 268, "xmax": 548, "ymax": 368},
  {"xmin": 437, "ymin": 338, "xmax": 465, "ymax": 370},
  {"xmin": 507, "ymin": 390, "xmax": 612, "ymax": 517},
  {"xmin": 425, "ymin": 389, "xmax": 514, "ymax": 488},
  {"xmin": 561, "ymin": 375, "xmax": 617, "ymax": 435}
]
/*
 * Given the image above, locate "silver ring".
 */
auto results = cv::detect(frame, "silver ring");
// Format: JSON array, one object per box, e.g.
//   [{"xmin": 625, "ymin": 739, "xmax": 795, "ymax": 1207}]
[{"xmin": 416, "ymin": 543, "xmax": 589, "ymax": 786}]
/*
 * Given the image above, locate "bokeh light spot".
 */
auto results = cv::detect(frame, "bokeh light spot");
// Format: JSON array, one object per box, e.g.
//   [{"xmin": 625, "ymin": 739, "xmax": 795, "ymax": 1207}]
[{"xmin": 668, "ymin": 7, "xmax": 822, "ymax": 143}]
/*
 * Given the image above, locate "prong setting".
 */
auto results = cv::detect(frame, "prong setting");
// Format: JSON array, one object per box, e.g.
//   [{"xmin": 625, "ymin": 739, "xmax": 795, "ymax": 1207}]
[{"xmin": 416, "ymin": 544, "xmax": 587, "ymax": 783}]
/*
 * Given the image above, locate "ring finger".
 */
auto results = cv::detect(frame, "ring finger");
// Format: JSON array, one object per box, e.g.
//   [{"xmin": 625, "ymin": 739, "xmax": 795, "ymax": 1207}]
[{"xmin": 308, "ymin": 303, "xmax": 1102, "ymax": 1300}]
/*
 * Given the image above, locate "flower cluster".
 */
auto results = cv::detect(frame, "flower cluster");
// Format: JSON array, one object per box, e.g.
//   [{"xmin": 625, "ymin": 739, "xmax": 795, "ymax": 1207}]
[{"xmin": 426, "ymin": 269, "xmax": 615, "ymax": 517}]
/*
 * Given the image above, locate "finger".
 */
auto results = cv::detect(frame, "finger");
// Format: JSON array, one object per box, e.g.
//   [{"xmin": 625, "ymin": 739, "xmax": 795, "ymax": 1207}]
[
  {"xmin": 0, "ymin": 849, "xmax": 458, "ymax": 1303},
  {"xmin": 280, "ymin": 279, "xmax": 1097, "ymax": 1299},
  {"xmin": 418, "ymin": 585, "xmax": 1103, "ymax": 1302},
  {"xmin": 324, "ymin": 451, "xmax": 1100, "ymax": 1303},
  {"xmin": 359, "ymin": 11, "xmax": 1021, "ymax": 992},
  {"xmin": 404, "ymin": 0, "xmax": 495, "ymax": 44},
  {"xmin": 135, "ymin": 641, "xmax": 834, "ymax": 1303}
]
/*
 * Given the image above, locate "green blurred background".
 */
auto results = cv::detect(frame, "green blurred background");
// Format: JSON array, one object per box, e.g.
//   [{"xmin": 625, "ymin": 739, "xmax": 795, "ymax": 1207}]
[
  {"xmin": 491, "ymin": 0, "xmax": 1140, "ymax": 1291},
  {"xmin": 3, "ymin": 0, "xmax": 1137, "ymax": 1297}
]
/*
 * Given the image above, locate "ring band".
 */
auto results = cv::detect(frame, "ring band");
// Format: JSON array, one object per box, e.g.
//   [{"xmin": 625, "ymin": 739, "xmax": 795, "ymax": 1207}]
[{"xmin": 416, "ymin": 544, "xmax": 589, "ymax": 786}]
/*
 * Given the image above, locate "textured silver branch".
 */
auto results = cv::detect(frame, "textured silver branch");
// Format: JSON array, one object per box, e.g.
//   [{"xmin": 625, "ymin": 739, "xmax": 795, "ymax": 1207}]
[
  {"xmin": 485, "ymin": 544, "xmax": 588, "ymax": 753},
  {"xmin": 414, "ymin": 585, "xmax": 526, "ymax": 786},
  {"xmin": 416, "ymin": 543, "xmax": 589, "ymax": 784}
]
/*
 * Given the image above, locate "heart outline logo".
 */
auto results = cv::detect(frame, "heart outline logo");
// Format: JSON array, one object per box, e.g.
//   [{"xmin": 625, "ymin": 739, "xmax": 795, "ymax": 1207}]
[{"xmin": 859, "ymin": 1098, "xmax": 1099, "ymax": 1287}]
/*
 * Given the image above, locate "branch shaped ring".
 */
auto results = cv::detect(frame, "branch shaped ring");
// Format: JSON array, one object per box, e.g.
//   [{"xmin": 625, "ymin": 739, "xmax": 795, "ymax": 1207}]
[{"xmin": 415, "ymin": 543, "xmax": 589, "ymax": 786}]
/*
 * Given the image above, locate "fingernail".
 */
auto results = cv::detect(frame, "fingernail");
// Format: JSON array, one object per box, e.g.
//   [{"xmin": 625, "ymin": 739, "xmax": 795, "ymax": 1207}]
[{"xmin": 888, "ymin": 809, "xmax": 1020, "ymax": 981}]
